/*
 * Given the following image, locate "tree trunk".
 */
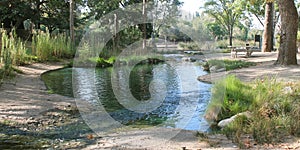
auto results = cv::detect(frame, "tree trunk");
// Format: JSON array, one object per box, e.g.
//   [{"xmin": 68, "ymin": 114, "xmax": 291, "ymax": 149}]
[
  {"xmin": 0, "ymin": 33, "xmax": 2, "ymax": 63},
  {"xmin": 69, "ymin": 0, "xmax": 75, "ymax": 49},
  {"xmin": 112, "ymin": 14, "xmax": 119, "ymax": 55},
  {"xmin": 262, "ymin": 2, "xmax": 274, "ymax": 52},
  {"xmin": 142, "ymin": 0, "xmax": 147, "ymax": 49},
  {"xmin": 275, "ymin": 0, "xmax": 298, "ymax": 65},
  {"xmin": 229, "ymin": 26, "xmax": 233, "ymax": 46}
]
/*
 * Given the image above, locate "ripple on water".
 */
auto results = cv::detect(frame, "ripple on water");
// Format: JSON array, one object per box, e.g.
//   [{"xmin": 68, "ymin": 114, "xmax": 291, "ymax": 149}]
[{"xmin": 42, "ymin": 62, "xmax": 212, "ymax": 132}]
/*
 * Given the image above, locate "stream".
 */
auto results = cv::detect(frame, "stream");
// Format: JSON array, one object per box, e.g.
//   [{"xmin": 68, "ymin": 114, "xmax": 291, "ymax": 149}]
[{"xmin": 42, "ymin": 54, "xmax": 212, "ymax": 132}]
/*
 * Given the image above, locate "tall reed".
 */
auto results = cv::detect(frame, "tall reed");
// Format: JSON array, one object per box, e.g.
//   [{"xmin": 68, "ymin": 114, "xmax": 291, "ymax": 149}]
[
  {"xmin": 31, "ymin": 29, "xmax": 72, "ymax": 61},
  {"xmin": 0, "ymin": 28, "xmax": 28, "ymax": 76}
]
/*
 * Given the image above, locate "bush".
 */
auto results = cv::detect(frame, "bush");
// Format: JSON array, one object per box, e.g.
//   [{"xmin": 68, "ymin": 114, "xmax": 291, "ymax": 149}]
[
  {"xmin": 0, "ymin": 28, "xmax": 29, "ymax": 79},
  {"xmin": 205, "ymin": 76, "xmax": 300, "ymax": 145},
  {"xmin": 203, "ymin": 59, "xmax": 256, "ymax": 71},
  {"xmin": 215, "ymin": 39, "xmax": 252, "ymax": 49},
  {"xmin": 31, "ymin": 29, "xmax": 73, "ymax": 61},
  {"xmin": 205, "ymin": 75, "xmax": 253, "ymax": 122},
  {"xmin": 178, "ymin": 42, "xmax": 200, "ymax": 50}
]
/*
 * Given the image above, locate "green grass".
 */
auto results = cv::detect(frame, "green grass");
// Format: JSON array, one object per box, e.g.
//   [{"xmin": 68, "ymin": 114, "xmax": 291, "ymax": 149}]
[
  {"xmin": 205, "ymin": 76, "xmax": 300, "ymax": 146},
  {"xmin": 31, "ymin": 28, "xmax": 73, "ymax": 61},
  {"xmin": 220, "ymin": 49, "xmax": 231, "ymax": 53},
  {"xmin": 178, "ymin": 42, "xmax": 200, "ymax": 50},
  {"xmin": 0, "ymin": 28, "xmax": 29, "ymax": 81},
  {"xmin": 203, "ymin": 59, "xmax": 256, "ymax": 72},
  {"xmin": 0, "ymin": 28, "xmax": 75, "ymax": 83},
  {"xmin": 215, "ymin": 39, "xmax": 253, "ymax": 49}
]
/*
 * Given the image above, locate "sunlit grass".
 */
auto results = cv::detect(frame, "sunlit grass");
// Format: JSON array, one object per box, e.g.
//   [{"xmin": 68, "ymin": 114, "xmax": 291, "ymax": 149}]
[
  {"xmin": 205, "ymin": 76, "xmax": 300, "ymax": 146},
  {"xmin": 31, "ymin": 29, "xmax": 73, "ymax": 61}
]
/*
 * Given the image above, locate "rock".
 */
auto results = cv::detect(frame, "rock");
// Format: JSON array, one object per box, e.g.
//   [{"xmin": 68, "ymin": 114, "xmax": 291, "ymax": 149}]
[
  {"xmin": 209, "ymin": 66, "xmax": 217, "ymax": 72},
  {"xmin": 282, "ymin": 86, "xmax": 293, "ymax": 94},
  {"xmin": 217, "ymin": 111, "xmax": 252, "ymax": 128},
  {"xmin": 197, "ymin": 76, "xmax": 213, "ymax": 84},
  {"xmin": 209, "ymin": 66, "xmax": 226, "ymax": 73},
  {"xmin": 182, "ymin": 57, "xmax": 196, "ymax": 62},
  {"xmin": 216, "ymin": 68, "xmax": 226, "ymax": 72}
]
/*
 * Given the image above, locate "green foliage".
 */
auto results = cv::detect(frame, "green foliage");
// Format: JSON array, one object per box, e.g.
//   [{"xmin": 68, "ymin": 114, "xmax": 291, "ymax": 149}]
[
  {"xmin": 31, "ymin": 29, "xmax": 73, "ymax": 61},
  {"xmin": 206, "ymin": 22, "xmax": 225, "ymax": 39},
  {"xmin": 205, "ymin": 59, "xmax": 256, "ymax": 71},
  {"xmin": 215, "ymin": 39, "xmax": 249, "ymax": 49},
  {"xmin": 222, "ymin": 115, "xmax": 251, "ymax": 148},
  {"xmin": 178, "ymin": 42, "xmax": 200, "ymax": 50},
  {"xmin": 0, "ymin": 28, "xmax": 29, "ymax": 80},
  {"xmin": 0, "ymin": 0, "xmax": 87, "ymax": 31},
  {"xmin": 88, "ymin": 57, "xmax": 113, "ymax": 67},
  {"xmin": 206, "ymin": 76, "xmax": 300, "ymax": 145},
  {"xmin": 205, "ymin": 75, "xmax": 253, "ymax": 122},
  {"xmin": 204, "ymin": 0, "xmax": 247, "ymax": 45}
]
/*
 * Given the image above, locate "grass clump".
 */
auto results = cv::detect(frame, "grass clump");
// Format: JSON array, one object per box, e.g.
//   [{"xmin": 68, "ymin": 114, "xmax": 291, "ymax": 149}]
[
  {"xmin": 205, "ymin": 75, "xmax": 253, "ymax": 122},
  {"xmin": 205, "ymin": 76, "xmax": 300, "ymax": 146},
  {"xmin": 178, "ymin": 42, "xmax": 200, "ymax": 50},
  {"xmin": 0, "ymin": 28, "xmax": 29, "ymax": 82},
  {"xmin": 31, "ymin": 29, "xmax": 73, "ymax": 61},
  {"xmin": 202, "ymin": 59, "xmax": 256, "ymax": 72}
]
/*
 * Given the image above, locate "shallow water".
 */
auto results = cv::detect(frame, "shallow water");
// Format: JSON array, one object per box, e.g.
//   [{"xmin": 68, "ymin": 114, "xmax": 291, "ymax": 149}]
[{"xmin": 42, "ymin": 59, "xmax": 212, "ymax": 132}]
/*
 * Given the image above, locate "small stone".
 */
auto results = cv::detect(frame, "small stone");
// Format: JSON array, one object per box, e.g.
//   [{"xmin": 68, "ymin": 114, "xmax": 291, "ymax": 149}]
[
  {"xmin": 282, "ymin": 86, "xmax": 293, "ymax": 94},
  {"xmin": 209, "ymin": 66, "xmax": 217, "ymax": 72}
]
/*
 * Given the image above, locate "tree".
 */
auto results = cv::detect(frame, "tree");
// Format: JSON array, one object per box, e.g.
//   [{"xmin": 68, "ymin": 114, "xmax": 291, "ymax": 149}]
[
  {"xmin": 247, "ymin": 0, "xmax": 265, "ymax": 26},
  {"xmin": 275, "ymin": 0, "xmax": 298, "ymax": 65},
  {"xmin": 207, "ymin": 22, "xmax": 226, "ymax": 40},
  {"xmin": 0, "ymin": 0, "xmax": 86, "ymax": 32},
  {"xmin": 204, "ymin": 0, "xmax": 246, "ymax": 46},
  {"xmin": 69, "ymin": 0, "xmax": 75, "ymax": 48},
  {"xmin": 262, "ymin": 1, "xmax": 274, "ymax": 52},
  {"xmin": 247, "ymin": 0, "xmax": 280, "ymax": 52},
  {"xmin": 87, "ymin": 0, "xmax": 182, "ymax": 56}
]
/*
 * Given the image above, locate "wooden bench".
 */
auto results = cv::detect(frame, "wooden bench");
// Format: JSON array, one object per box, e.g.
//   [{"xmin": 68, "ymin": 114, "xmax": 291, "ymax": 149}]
[{"xmin": 228, "ymin": 46, "xmax": 261, "ymax": 58}]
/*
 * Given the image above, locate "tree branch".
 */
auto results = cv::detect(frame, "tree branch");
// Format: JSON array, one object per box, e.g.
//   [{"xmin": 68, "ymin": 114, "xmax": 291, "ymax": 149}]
[{"xmin": 254, "ymin": 13, "xmax": 264, "ymax": 27}]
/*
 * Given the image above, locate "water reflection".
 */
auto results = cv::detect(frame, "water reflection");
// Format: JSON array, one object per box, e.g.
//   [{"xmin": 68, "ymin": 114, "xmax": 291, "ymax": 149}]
[{"xmin": 42, "ymin": 62, "xmax": 211, "ymax": 131}]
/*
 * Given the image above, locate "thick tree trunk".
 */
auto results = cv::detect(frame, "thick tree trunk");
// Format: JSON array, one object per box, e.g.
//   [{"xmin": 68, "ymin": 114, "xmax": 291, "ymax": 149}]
[
  {"xmin": 262, "ymin": 2, "xmax": 274, "ymax": 52},
  {"xmin": 275, "ymin": 0, "xmax": 298, "ymax": 65}
]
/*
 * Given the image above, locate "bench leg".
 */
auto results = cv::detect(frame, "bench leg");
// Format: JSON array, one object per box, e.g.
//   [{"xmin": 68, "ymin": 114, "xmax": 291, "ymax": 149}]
[
  {"xmin": 245, "ymin": 51, "xmax": 252, "ymax": 57},
  {"xmin": 231, "ymin": 50, "xmax": 238, "ymax": 58}
]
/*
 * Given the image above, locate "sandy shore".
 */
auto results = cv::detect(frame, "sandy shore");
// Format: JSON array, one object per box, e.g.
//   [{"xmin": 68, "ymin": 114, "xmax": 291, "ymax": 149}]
[{"xmin": 0, "ymin": 54, "xmax": 300, "ymax": 149}]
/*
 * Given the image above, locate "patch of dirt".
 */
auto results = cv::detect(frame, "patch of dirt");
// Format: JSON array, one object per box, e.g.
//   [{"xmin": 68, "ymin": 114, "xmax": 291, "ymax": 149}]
[{"xmin": 198, "ymin": 52, "xmax": 300, "ymax": 83}]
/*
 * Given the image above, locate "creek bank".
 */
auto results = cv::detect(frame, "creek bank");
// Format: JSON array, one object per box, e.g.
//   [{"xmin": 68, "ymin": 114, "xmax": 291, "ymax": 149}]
[{"xmin": 1, "ymin": 53, "xmax": 300, "ymax": 149}]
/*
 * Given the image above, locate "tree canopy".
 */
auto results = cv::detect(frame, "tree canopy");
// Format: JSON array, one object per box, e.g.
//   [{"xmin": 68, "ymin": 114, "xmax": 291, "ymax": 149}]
[{"xmin": 203, "ymin": 0, "xmax": 247, "ymax": 46}]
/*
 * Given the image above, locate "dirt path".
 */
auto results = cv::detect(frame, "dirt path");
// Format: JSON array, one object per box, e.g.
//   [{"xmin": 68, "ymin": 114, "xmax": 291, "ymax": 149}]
[
  {"xmin": 0, "ymin": 63, "xmax": 75, "ymax": 124},
  {"xmin": 198, "ymin": 52, "xmax": 300, "ymax": 83},
  {"xmin": 0, "ymin": 55, "xmax": 299, "ymax": 149}
]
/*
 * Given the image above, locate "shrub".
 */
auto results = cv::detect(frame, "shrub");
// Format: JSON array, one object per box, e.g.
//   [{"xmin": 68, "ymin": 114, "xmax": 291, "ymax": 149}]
[
  {"xmin": 215, "ymin": 39, "xmax": 254, "ymax": 49},
  {"xmin": 205, "ymin": 76, "xmax": 300, "ymax": 145},
  {"xmin": 203, "ymin": 59, "xmax": 256, "ymax": 71},
  {"xmin": 31, "ymin": 29, "xmax": 73, "ymax": 61},
  {"xmin": 205, "ymin": 75, "xmax": 253, "ymax": 122},
  {"xmin": 0, "ymin": 28, "xmax": 28, "ymax": 79},
  {"xmin": 178, "ymin": 42, "xmax": 200, "ymax": 50}
]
